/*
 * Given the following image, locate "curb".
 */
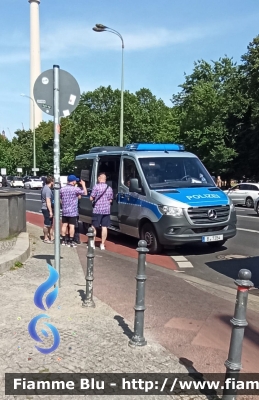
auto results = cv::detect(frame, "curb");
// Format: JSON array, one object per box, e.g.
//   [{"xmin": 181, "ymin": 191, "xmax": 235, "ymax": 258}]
[{"xmin": 0, "ymin": 232, "xmax": 31, "ymax": 274}]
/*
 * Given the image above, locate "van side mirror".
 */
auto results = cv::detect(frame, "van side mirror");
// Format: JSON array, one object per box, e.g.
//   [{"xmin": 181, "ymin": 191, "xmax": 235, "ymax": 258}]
[{"xmin": 129, "ymin": 178, "xmax": 142, "ymax": 194}]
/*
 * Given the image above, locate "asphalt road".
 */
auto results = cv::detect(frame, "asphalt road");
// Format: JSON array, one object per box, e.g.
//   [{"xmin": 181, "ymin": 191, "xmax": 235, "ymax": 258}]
[
  {"xmin": 2, "ymin": 187, "xmax": 259, "ymax": 290},
  {"xmin": 173, "ymin": 206, "xmax": 259, "ymax": 290}
]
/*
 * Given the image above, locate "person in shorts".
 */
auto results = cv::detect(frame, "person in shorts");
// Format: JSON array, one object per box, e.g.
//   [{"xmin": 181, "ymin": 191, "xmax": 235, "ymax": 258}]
[
  {"xmin": 41, "ymin": 176, "xmax": 54, "ymax": 243},
  {"xmin": 90, "ymin": 172, "xmax": 113, "ymax": 250},
  {"xmin": 60, "ymin": 175, "xmax": 87, "ymax": 247}
]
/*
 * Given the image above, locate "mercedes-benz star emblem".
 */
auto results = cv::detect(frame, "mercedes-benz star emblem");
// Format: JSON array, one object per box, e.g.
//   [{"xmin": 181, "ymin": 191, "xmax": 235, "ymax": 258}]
[{"xmin": 208, "ymin": 209, "xmax": 217, "ymax": 219}]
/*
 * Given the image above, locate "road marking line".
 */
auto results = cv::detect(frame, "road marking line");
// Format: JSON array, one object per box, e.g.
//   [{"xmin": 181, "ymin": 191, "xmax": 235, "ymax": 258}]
[
  {"xmin": 177, "ymin": 261, "xmax": 193, "ymax": 268},
  {"xmin": 26, "ymin": 199, "xmax": 41, "ymax": 202},
  {"xmin": 170, "ymin": 256, "xmax": 194, "ymax": 269},
  {"xmin": 237, "ymin": 228, "xmax": 259, "ymax": 234},
  {"xmin": 237, "ymin": 215, "xmax": 258, "ymax": 219},
  {"xmin": 171, "ymin": 255, "xmax": 188, "ymax": 262}
]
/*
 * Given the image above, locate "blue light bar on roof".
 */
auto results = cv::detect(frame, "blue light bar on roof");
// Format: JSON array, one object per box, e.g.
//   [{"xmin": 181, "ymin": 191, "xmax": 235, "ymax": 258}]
[{"xmin": 125, "ymin": 143, "xmax": 185, "ymax": 151}]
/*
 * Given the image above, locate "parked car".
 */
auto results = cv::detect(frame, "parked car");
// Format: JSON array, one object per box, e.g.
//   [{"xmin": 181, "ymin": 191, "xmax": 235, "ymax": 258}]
[
  {"xmin": 22, "ymin": 175, "xmax": 32, "ymax": 183},
  {"xmin": 0, "ymin": 176, "xmax": 7, "ymax": 187},
  {"xmin": 2, "ymin": 176, "xmax": 7, "ymax": 187},
  {"xmin": 6, "ymin": 175, "xmax": 13, "ymax": 186},
  {"xmin": 224, "ymin": 183, "xmax": 259, "ymax": 208},
  {"xmin": 60, "ymin": 176, "xmax": 68, "ymax": 187},
  {"xmin": 24, "ymin": 177, "xmax": 43, "ymax": 190},
  {"xmin": 10, "ymin": 176, "xmax": 24, "ymax": 188}
]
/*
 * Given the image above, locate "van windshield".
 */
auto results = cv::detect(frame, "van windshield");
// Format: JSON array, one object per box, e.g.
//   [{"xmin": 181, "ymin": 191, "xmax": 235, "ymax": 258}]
[{"xmin": 139, "ymin": 157, "xmax": 215, "ymax": 189}]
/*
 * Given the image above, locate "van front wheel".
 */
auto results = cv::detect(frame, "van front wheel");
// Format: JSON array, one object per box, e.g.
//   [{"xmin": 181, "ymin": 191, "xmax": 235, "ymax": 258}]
[{"xmin": 141, "ymin": 223, "xmax": 162, "ymax": 254}]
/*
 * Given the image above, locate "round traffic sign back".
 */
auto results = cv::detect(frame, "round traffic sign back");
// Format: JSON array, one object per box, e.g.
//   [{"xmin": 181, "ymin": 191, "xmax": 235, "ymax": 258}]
[{"xmin": 33, "ymin": 68, "xmax": 80, "ymax": 117}]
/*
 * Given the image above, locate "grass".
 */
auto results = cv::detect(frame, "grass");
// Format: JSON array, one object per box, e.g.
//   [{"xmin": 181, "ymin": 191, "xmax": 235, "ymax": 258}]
[
  {"xmin": 10, "ymin": 261, "xmax": 23, "ymax": 271},
  {"xmin": 39, "ymin": 368, "xmax": 50, "ymax": 373}
]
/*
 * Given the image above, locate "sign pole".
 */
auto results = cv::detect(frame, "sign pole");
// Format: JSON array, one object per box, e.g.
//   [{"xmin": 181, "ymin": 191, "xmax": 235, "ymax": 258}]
[
  {"xmin": 33, "ymin": 65, "xmax": 80, "ymax": 289},
  {"xmin": 53, "ymin": 65, "xmax": 61, "ymax": 287}
]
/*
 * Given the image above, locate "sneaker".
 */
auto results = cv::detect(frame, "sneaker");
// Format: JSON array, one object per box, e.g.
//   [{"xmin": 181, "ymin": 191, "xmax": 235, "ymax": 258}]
[
  {"xmin": 100, "ymin": 243, "xmax": 105, "ymax": 250},
  {"xmin": 70, "ymin": 242, "xmax": 77, "ymax": 248},
  {"xmin": 61, "ymin": 241, "xmax": 67, "ymax": 246}
]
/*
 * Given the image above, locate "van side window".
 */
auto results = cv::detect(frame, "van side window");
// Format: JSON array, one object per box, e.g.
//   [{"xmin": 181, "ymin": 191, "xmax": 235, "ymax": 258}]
[
  {"xmin": 97, "ymin": 155, "xmax": 121, "ymax": 195},
  {"xmin": 123, "ymin": 158, "xmax": 142, "ymax": 189},
  {"xmin": 75, "ymin": 158, "xmax": 94, "ymax": 188}
]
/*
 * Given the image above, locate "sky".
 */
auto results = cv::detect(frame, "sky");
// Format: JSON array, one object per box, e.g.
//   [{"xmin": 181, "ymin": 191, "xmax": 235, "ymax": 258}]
[{"xmin": 1, "ymin": 0, "xmax": 259, "ymax": 139}]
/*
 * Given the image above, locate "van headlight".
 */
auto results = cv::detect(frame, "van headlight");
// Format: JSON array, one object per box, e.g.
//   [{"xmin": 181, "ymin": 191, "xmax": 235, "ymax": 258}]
[{"xmin": 159, "ymin": 205, "xmax": 183, "ymax": 217}]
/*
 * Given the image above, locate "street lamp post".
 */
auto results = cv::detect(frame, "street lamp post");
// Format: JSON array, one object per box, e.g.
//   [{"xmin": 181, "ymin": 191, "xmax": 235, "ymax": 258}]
[
  {"xmin": 93, "ymin": 24, "xmax": 124, "ymax": 147},
  {"xmin": 21, "ymin": 94, "xmax": 37, "ymax": 176}
]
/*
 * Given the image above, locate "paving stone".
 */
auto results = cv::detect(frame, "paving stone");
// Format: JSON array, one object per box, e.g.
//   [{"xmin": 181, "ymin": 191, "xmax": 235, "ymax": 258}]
[{"xmin": 0, "ymin": 224, "xmax": 220, "ymax": 399}]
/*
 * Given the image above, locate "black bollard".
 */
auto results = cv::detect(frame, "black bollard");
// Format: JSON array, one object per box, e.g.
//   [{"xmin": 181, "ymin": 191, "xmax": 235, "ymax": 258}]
[
  {"xmin": 82, "ymin": 227, "xmax": 95, "ymax": 308},
  {"xmin": 222, "ymin": 269, "xmax": 254, "ymax": 400},
  {"xmin": 129, "ymin": 240, "xmax": 149, "ymax": 347}
]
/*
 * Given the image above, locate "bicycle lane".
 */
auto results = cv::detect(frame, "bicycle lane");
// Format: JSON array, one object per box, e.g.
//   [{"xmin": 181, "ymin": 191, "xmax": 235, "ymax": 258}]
[{"xmin": 26, "ymin": 211, "xmax": 178, "ymax": 270}]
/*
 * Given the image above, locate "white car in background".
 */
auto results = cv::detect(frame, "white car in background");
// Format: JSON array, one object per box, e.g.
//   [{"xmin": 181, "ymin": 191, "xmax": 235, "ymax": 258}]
[
  {"xmin": 24, "ymin": 177, "xmax": 43, "ymax": 190},
  {"xmin": 60, "ymin": 176, "xmax": 68, "ymax": 187},
  {"xmin": 224, "ymin": 182, "xmax": 259, "ymax": 208},
  {"xmin": 10, "ymin": 176, "xmax": 24, "ymax": 188}
]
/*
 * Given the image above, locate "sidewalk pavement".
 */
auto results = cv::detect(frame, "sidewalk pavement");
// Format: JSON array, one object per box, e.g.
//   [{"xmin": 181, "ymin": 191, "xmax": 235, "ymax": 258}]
[
  {"xmin": 76, "ymin": 239, "xmax": 259, "ymax": 376},
  {"xmin": 0, "ymin": 223, "xmax": 217, "ymax": 400}
]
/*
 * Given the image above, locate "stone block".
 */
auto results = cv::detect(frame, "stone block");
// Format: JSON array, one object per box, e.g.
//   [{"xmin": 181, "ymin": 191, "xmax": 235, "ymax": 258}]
[{"xmin": 0, "ymin": 191, "xmax": 26, "ymax": 239}]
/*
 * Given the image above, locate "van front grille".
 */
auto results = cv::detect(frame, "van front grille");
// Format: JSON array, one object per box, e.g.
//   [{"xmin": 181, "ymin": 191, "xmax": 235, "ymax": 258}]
[{"xmin": 187, "ymin": 205, "xmax": 230, "ymax": 225}]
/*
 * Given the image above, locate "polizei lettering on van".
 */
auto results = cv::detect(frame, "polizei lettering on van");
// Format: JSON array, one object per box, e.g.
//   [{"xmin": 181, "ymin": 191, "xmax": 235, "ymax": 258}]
[{"xmin": 186, "ymin": 194, "xmax": 221, "ymax": 200}]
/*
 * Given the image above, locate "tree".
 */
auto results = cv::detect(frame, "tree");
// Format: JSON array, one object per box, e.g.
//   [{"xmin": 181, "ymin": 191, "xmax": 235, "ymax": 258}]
[
  {"xmin": 0, "ymin": 136, "xmax": 13, "ymax": 173},
  {"xmin": 172, "ymin": 57, "xmax": 246, "ymax": 177},
  {"xmin": 235, "ymin": 35, "xmax": 259, "ymax": 180}
]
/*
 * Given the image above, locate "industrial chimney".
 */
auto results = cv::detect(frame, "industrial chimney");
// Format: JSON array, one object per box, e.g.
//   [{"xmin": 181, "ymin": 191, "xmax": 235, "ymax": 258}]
[{"xmin": 29, "ymin": 0, "xmax": 42, "ymax": 129}]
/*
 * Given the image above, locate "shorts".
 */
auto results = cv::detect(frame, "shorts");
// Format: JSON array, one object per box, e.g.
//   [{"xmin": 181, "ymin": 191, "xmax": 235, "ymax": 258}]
[
  {"xmin": 62, "ymin": 216, "xmax": 77, "ymax": 225},
  {"xmin": 92, "ymin": 214, "xmax": 110, "ymax": 228},
  {"xmin": 42, "ymin": 209, "xmax": 53, "ymax": 227}
]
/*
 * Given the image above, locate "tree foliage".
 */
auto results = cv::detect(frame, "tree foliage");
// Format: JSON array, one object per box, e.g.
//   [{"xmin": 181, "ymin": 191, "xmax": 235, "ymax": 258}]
[{"xmin": 1, "ymin": 34, "xmax": 259, "ymax": 181}]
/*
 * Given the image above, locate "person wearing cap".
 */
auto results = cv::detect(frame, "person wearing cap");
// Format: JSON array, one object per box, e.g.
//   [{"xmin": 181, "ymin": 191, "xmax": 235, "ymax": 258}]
[{"xmin": 60, "ymin": 175, "xmax": 87, "ymax": 247}]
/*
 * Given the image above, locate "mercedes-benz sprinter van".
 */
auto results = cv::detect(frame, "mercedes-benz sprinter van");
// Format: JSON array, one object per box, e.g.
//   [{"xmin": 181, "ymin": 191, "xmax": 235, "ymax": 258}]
[{"xmin": 75, "ymin": 143, "xmax": 236, "ymax": 253}]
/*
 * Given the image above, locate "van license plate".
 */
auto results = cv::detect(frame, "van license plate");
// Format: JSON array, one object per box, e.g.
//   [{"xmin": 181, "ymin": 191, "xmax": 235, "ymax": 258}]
[{"xmin": 202, "ymin": 235, "xmax": 223, "ymax": 242}]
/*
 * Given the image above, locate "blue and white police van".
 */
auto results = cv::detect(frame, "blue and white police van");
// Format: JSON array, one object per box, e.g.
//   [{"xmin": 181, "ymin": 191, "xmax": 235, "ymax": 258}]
[{"xmin": 75, "ymin": 143, "xmax": 236, "ymax": 253}]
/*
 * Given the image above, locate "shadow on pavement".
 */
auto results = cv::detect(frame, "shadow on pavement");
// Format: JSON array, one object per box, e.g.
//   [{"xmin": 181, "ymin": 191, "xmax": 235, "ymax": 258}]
[
  {"xmin": 77, "ymin": 289, "xmax": 85, "ymax": 302},
  {"xmin": 32, "ymin": 255, "xmax": 64, "ymax": 268},
  {"xmin": 114, "ymin": 315, "xmax": 133, "ymax": 339},
  {"xmin": 179, "ymin": 358, "xmax": 220, "ymax": 398},
  {"xmin": 219, "ymin": 315, "xmax": 259, "ymax": 349},
  {"xmin": 206, "ymin": 256, "xmax": 259, "ymax": 288}
]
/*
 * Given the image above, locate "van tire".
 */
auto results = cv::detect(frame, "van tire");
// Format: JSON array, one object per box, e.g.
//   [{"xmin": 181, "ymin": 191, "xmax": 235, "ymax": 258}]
[{"xmin": 141, "ymin": 223, "xmax": 162, "ymax": 254}]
